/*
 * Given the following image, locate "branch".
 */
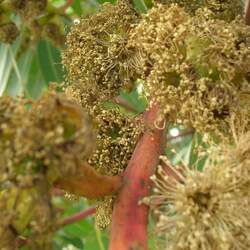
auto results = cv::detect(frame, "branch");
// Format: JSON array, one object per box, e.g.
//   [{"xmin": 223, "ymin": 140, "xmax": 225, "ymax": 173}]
[
  {"xmin": 245, "ymin": 0, "xmax": 250, "ymax": 25},
  {"xmin": 59, "ymin": 0, "xmax": 74, "ymax": 13},
  {"xmin": 109, "ymin": 104, "xmax": 165, "ymax": 250},
  {"xmin": 55, "ymin": 163, "xmax": 122, "ymax": 199},
  {"xmin": 58, "ymin": 207, "xmax": 96, "ymax": 227}
]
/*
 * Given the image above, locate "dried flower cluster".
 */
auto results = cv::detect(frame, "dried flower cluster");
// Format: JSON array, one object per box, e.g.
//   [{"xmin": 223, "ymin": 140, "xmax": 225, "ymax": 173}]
[
  {"xmin": 88, "ymin": 108, "xmax": 142, "ymax": 228},
  {"xmin": 130, "ymin": 4, "xmax": 250, "ymax": 135},
  {"xmin": 145, "ymin": 154, "xmax": 250, "ymax": 250},
  {"xmin": 95, "ymin": 196, "xmax": 115, "ymax": 229},
  {"xmin": 0, "ymin": 22, "xmax": 19, "ymax": 43},
  {"xmin": 217, "ymin": 126, "xmax": 250, "ymax": 195},
  {"xmin": 62, "ymin": 0, "xmax": 142, "ymax": 103},
  {"xmin": 65, "ymin": 85, "xmax": 143, "ymax": 228},
  {"xmin": 153, "ymin": 0, "xmax": 243, "ymax": 21},
  {"xmin": 0, "ymin": 0, "xmax": 65, "ymax": 47},
  {"xmin": 0, "ymin": 90, "xmax": 95, "ymax": 249},
  {"xmin": 11, "ymin": 0, "xmax": 47, "ymax": 21},
  {"xmin": 88, "ymin": 108, "xmax": 142, "ymax": 176}
]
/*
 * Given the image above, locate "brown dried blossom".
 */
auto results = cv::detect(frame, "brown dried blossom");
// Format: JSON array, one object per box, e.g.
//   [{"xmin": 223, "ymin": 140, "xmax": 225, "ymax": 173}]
[
  {"xmin": 95, "ymin": 196, "xmax": 115, "ymax": 229},
  {"xmin": 0, "ymin": 90, "xmax": 95, "ymax": 249},
  {"xmin": 11, "ymin": 0, "xmax": 47, "ymax": 21},
  {"xmin": 88, "ymin": 108, "xmax": 142, "ymax": 176},
  {"xmin": 88, "ymin": 108, "xmax": 142, "ymax": 228},
  {"xmin": 144, "ymin": 155, "xmax": 250, "ymax": 250},
  {"xmin": 131, "ymin": 5, "xmax": 250, "ymax": 135},
  {"xmin": 215, "ymin": 120, "xmax": 250, "ymax": 194},
  {"xmin": 153, "ymin": 0, "xmax": 243, "ymax": 21},
  {"xmin": 62, "ymin": 0, "xmax": 142, "ymax": 103},
  {"xmin": 0, "ymin": 22, "xmax": 19, "ymax": 43}
]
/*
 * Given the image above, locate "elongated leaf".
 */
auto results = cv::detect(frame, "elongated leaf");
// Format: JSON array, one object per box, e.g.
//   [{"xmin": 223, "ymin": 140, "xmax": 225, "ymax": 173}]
[{"xmin": 37, "ymin": 40, "xmax": 64, "ymax": 84}]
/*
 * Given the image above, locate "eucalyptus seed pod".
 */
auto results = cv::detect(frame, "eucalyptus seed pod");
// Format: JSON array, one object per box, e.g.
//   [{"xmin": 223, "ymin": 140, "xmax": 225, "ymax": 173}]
[
  {"xmin": 62, "ymin": 0, "xmax": 142, "ymax": 103},
  {"xmin": 0, "ymin": 22, "xmax": 19, "ymax": 43}
]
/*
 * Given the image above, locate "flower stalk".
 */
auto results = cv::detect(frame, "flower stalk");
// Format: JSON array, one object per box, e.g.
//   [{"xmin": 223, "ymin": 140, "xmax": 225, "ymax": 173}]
[
  {"xmin": 109, "ymin": 104, "xmax": 166, "ymax": 250},
  {"xmin": 59, "ymin": 207, "xmax": 96, "ymax": 227},
  {"xmin": 56, "ymin": 163, "xmax": 123, "ymax": 199}
]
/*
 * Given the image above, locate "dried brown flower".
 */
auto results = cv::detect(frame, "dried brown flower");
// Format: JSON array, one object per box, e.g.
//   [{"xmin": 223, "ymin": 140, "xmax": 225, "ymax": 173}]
[
  {"xmin": 95, "ymin": 196, "xmax": 114, "ymax": 229},
  {"xmin": 62, "ymin": 0, "xmax": 141, "ymax": 103},
  {"xmin": 88, "ymin": 108, "xmax": 142, "ymax": 176},
  {"xmin": 0, "ymin": 89, "xmax": 95, "ymax": 248},
  {"xmin": 0, "ymin": 22, "xmax": 19, "ymax": 43},
  {"xmin": 131, "ymin": 5, "xmax": 250, "ymax": 135},
  {"xmin": 11, "ymin": 0, "xmax": 47, "ymax": 21},
  {"xmin": 145, "ymin": 155, "xmax": 250, "ymax": 250},
  {"xmin": 153, "ymin": 0, "xmax": 243, "ymax": 21}
]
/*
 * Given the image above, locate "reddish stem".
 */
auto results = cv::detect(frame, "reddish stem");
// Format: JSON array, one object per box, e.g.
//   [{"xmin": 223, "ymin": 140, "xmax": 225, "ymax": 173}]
[
  {"xmin": 59, "ymin": 207, "xmax": 96, "ymax": 227},
  {"xmin": 56, "ymin": 163, "xmax": 122, "ymax": 199},
  {"xmin": 109, "ymin": 105, "xmax": 165, "ymax": 250},
  {"xmin": 60, "ymin": 0, "xmax": 74, "ymax": 13},
  {"xmin": 245, "ymin": 0, "xmax": 250, "ymax": 25}
]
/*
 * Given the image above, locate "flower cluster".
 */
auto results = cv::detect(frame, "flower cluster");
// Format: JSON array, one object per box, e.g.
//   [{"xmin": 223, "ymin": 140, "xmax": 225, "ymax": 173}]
[
  {"xmin": 0, "ymin": 89, "xmax": 95, "ymax": 248},
  {"xmin": 153, "ymin": 0, "xmax": 243, "ymax": 21},
  {"xmin": 130, "ymin": 4, "xmax": 250, "ymax": 136},
  {"xmin": 0, "ymin": 0, "xmax": 65, "ymax": 47},
  {"xmin": 145, "ymin": 154, "xmax": 250, "ymax": 250},
  {"xmin": 88, "ymin": 108, "xmax": 142, "ymax": 228},
  {"xmin": 11, "ymin": 0, "xmax": 47, "ymax": 22},
  {"xmin": 0, "ymin": 22, "xmax": 19, "ymax": 43},
  {"xmin": 62, "ymin": 0, "xmax": 142, "ymax": 103},
  {"xmin": 88, "ymin": 108, "xmax": 142, "ymax": 176}
]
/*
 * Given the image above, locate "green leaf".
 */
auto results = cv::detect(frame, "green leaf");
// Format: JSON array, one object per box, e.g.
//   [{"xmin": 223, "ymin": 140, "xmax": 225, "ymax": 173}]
[
  {"xmin": 37, "ymin": 39, "xmax": 64, "ymax": 84},
  {"xmin": 0, "ymin": 39, "xmax": 21, "ymax": 96},
  {"xmin": 133, "ymin": 0, "xmax": 148, "ymax": 13},
  {"xmin": 71, "ymin": 0, "xmax": 83, "ymax": 16}
]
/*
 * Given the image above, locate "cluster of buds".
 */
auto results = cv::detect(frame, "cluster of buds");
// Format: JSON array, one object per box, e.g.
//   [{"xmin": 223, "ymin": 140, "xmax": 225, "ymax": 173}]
[
  {"xmin": 130, "ymin": 3, "xmax": 250, "ymax": 137},
  {"xmin": 0, "ymin": 0, "xmax": 65, "ymax": 47},
  {"xmin": 62, "ymin": 0, "xmax": 142, "ymax": 103},
  {"xmin": 0, "ymin": 89, "xmax": 95, "ymax": 249},
  {"xmin": 154, "ymin": 0, "xmax": 243, "ymax": 21},
  {"xmin": 145, "ymin": 146, "xmax": 250, "ymax": 249}
]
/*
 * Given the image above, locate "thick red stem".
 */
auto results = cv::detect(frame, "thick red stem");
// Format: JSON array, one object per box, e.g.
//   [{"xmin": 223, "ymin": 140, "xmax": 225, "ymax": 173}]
[
  {"xmin": 109, "ymin": 105, "xmax": 165, "ymax": 250},
  {"xmin": 55, "ymin": 163, "xmax": 122, "ymax": 199}
]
